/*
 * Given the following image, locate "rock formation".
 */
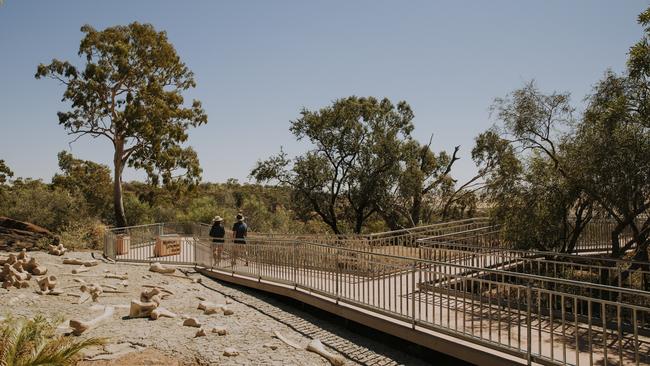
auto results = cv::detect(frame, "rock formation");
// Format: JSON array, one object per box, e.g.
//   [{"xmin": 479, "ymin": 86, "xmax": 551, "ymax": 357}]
[{"xmin": 0, "ymin": 217, "xmax": 58, "ymax": 251}]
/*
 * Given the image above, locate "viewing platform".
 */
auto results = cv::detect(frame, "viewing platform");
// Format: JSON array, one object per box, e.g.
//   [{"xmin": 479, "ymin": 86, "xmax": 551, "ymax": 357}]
[{"xmin": 104, "ymin": 219, "xmax": 650, "ymax": 366}]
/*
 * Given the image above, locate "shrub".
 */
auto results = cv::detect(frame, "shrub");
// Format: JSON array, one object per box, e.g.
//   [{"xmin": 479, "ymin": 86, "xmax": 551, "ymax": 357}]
[
  {"xmin": 58, "ymin": 219, "xmax": 107, "ymax": 250},
  {"xmin": 0, "ymin": 315, "xmax": 105, "ymax": 365},
  {"xmin": 0, "ymin": 179, "xmax": 89, "ymax": 233},
  {"xmin": 123, "ymin": 192, "xmax": 154, "ymax": 226}
]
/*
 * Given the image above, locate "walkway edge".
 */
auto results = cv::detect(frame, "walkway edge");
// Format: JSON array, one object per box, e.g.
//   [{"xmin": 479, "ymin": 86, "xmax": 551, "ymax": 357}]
[{"xmin": 197, "ymin": 267, "xmax": 530, "ymax": 366}]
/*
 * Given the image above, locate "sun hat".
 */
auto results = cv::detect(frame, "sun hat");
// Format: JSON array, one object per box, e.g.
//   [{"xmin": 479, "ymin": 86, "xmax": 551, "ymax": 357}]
[
  {"xmin": 236, "ymin": 213, "xmax": 244, "ymax": 221},
  {"xmin": 213, "ymin": 215, "xmax": 223, "ymax": 222}
]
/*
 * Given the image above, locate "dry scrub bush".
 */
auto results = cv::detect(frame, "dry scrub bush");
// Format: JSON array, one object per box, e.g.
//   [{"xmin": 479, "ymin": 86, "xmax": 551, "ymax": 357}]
[{"xmin": 58, "ymin": 220, "xmax": 107, "ymax": 250}]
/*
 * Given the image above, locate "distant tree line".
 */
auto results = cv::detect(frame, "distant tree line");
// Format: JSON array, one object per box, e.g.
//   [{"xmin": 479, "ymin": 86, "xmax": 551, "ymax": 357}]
[{"xmin": 0, "ymin": 152, "xmax": 332, "ymax": 248}]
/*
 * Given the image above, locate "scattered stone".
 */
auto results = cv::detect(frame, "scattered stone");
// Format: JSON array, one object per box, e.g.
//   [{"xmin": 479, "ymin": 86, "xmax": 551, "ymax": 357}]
[
  {"xmin": 150, "ymin": 306, "xmax": 177, "ymax": 320},
  {"xmin": 37, "ymin": 275, "xmax": 57, "ymax": 291},
  {"xmin": 263, "ymin": 343, "xmax": 278, "ymax": 350},
  {"xmin": 80, "ymin": 283, "xmax": 103, "ymax": 302},
  {"xmin": 69, "ymin": 305, "xmax": 115, "ymax": 336},
  {"xmin": 63, "ymin": 258, "xmax": 98, "ymax": 267},
  {"xmin": 149, "ymin": 262, "xmax": 175, "ymax": 274},
  {"xmin": 72, "ymin": 266, "xmax": 89, "ymax": 274},
  {"xmin": 307, "ymin": 339, "xmax": 346, "ymax": 366},
  {"xmin": 129, "ymin": 299, "xmax": 158, "ymax": 318},
  {"xmin": 223, "ymin": 347, "xmax": 239, "ymax": 357},
  {"xmin": 183, "ymin": 317, "xmax": 201, "ymax": 328},
  {"xmin": 210, "ymin": 326, "xmax": 227, "ymax": 336},
  {"xmin": 48, "ymin": 244, "xmax": 67, "ymax": 256},
  {"xmin": 195, "ymin": 328, "xmax": 207, "ymax": 337}
]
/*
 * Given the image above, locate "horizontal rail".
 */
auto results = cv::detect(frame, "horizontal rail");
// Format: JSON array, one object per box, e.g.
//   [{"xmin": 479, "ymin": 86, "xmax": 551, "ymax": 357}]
[
  {"xmin": 198, "ymin": 240, "xmax": 650, "ymax": 365},
  {"xmin": 103, "ymin": 219, "xmax": 650, "ymax": 365}
]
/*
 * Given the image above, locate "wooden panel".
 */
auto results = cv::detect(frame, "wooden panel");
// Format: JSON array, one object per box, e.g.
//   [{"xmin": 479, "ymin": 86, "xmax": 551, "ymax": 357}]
[
  {"xmin": 154, "ymin": 235, "xmax": 182, "ymax": 257},
  {"xmin": 116, "ymin": 235, "xmax": 130, "ymax": 255}
]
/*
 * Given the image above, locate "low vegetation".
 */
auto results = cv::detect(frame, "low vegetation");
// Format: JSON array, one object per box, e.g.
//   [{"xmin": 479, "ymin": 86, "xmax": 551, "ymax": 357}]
[{"xmin": 0, "ymin": 315, "xmax": 104, "ymax": 366}]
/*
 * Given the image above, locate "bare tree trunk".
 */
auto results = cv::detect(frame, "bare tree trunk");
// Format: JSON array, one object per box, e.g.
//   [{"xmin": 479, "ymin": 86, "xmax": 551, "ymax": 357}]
[
  {"xmin": 354, "ymin": 212, "xmax": 364, "ymax": 234},
  {"xmin": 617, "ymin": 234, "xmax": 649, "ymax": 289},
  {"xmin": 410, "ymin": 193, "xmax": 422, "ymax": 227},
  {"xmin": 113, "ymin": 144, "xmax": 127, "ymax": 227},
  {"xmin": 610, "ymin": 221, "xmax": 627, "ymax": 258}
]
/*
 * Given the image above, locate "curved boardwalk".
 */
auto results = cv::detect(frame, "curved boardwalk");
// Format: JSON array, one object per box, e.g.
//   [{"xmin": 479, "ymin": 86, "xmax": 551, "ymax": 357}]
[{"xmin": 107, "ymin": 224, "xmax": 650, "ymax": 366}]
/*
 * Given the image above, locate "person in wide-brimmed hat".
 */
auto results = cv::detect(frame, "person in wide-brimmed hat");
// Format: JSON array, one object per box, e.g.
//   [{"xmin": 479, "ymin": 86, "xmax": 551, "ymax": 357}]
[
  {"xmin": 210, "ymin": 215, "xmax": 225, "ymax": 263},
  {"xmin": 231, "ymin": 213, "xmax": 248, "ymax": 265},
  {"xmin": 232, "ymin": 213, "xmax": 247, "ymax": 243}
]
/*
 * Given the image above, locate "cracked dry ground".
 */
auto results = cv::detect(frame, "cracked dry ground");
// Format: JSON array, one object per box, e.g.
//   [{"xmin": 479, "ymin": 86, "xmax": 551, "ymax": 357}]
[{"xmin": 0, "ymin": 251, "xmax": 430, "ymax": 366}]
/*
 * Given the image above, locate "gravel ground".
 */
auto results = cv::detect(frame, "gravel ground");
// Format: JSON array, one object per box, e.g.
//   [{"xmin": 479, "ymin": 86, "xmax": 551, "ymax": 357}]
[{"xmin": 0, "ymin": 250, "xmax": 429, "ymax": 366}]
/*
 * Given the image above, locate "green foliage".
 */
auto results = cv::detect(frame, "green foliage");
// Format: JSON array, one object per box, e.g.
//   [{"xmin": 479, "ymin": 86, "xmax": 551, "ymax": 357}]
[
  {"xmin": 0, "ymin": 315, "xmax": 105, "ymax": 366},
  {"xmin": 57, "ymin": 220, "xmax": 107, "ymax": 250},
  {"xmin": 36, "ymin": 22, "xmax": 207, "ymax": 227},
  {"xmin": 484, "ymin": 82, "xmax": 595, "ymax": 253},
  {"xmin": 0, "ymin": 159, "xmax": 13, "ymax": 185},
  {"xmin": 253, "ymin": 96, "xmax": 415, "ymax": 234},
  {"xmin": 123, "ymin": 192, "xmax": 155, "ymax": 226},
  {"xmin": 0, "ymin": 179, "xmax": 89, "ymax": 233},
  {"xmin": 484, "ymin": 29, "xmax": 650, "ymax": 257},
  {"xmin": 376, "ymin": 139, "xmax": 467, "ymax": 229},
  {"xmin": 570, "ymin": 70, "xmax": 650, "ymax": 258},
  {"xmin": 52, "ymin": 151, "xmax": 112, "ymax": 222}
]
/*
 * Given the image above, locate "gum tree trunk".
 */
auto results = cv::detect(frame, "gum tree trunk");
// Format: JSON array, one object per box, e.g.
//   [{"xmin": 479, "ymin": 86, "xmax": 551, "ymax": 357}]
[{"xmin": 113, "ymin": 142, "xmax": 127, "ymax": 227}]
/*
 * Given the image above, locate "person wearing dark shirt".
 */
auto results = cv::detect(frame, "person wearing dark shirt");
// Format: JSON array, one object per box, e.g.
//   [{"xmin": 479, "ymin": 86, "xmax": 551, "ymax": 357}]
[
  {"xmin": 209, "ymin": 215, "xmax": 225, "ymax": 264},
  {"xmin": 232, "ymin": 213, "xmax": 248, "ymax": 244},
  {"xmin": 232, "ymin": 213, "xmax": 248, "ymax": 266}
]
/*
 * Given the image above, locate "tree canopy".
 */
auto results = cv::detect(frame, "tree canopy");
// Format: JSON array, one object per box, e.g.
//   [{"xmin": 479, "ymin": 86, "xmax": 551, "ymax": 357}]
[
  {"xmin": 52, "ymin": 151, "xmax": 113, "ymax": 222},
  {"xmin": 0, "ymin": 160, "xmax": 13, "ymax": 185},
  {"xmin": 36, "ymin": 22, "xmax": 207, "ymax": 227},
  {"xmin": 252, "ymin": 96, "xmax": 415, "ymax": 234},
  {"xmin": 252, "ymin": 96, "xmax": 478, "ymax": 234},
  {"xmin": 481, "ymin": 8, "xmax": 650, "ymax": 262}
]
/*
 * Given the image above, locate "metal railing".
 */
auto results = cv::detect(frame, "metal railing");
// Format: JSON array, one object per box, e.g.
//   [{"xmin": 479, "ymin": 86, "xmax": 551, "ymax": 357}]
[
  {"xmin": 103, "ymin": 220, "xmax": 650, "ymax": 365},
  {"xmin": 103, "ymin": 217, "xmax": 495, "ymax": 257},
  {"xmin": 416, "ymin": 241, "xmax": 650, "ymax": 295},
  {"xmin": 422, "ymin": 218, "xmax": 639, "ymax": 254},
  {"xmin": 199, "ymin": 240, "xmax": 649, "ymax": 366},
  {"xmin": 103, "ymin": 216, "xmax": 634, "ymax": 258}
]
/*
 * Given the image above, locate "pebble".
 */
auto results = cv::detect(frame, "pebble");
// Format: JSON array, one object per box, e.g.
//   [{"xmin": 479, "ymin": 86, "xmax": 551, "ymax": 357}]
[
  {"xmin": 195, "ymin": 328, "xmax": 207, "ymax": 337},
  {"xmin": 263, "ymin": 343, "xmax": 278, "ymax": 350},
  {"xmin": 223, "ymin": 347, "xmax": 240, "ymax": 357},
  {"xmin": 183, "ymin": 318, "xmax": 201, "ymax": 327},
  {"xmin": 211, "ymin": 326, "xmax": 227, "ymax": 335}
]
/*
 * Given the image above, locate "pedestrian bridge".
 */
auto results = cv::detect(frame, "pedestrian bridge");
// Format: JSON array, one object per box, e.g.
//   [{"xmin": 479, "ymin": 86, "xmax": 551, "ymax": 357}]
[{"xmin": 104, "ymin": 219, "xmax": 650, "ymax": 366}]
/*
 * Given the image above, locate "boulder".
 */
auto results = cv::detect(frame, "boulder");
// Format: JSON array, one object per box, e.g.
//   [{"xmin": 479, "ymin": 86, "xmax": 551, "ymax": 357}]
[{"xmin": 0, "ymin": 217, "xmax": 58, "ymax": 251}]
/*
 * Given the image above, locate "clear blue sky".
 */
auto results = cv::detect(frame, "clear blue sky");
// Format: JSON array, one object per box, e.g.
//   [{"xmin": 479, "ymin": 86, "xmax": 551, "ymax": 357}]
[{"xmin": 0, "ymin": 1, "xmax": 647, "ymax": 184}]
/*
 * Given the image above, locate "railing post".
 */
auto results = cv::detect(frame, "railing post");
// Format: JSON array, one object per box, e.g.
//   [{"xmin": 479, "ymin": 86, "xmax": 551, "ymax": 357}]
[
  {"xmin": 412, "ymin": 260, "xmax": 416, "ymax": 329},
  {"xmin": 293, "ymin": 241, "xmax": 297, "ymax": 290},
  {"xmin": 257, "ymin": 241, "xmax": 261, "ymax": 282},
  {"xmin": 335, "ymin": 250, "xmax": 340, "ymax": 304},
  {"xmin": 526, "ymin": 284, "xmax": 532, "ymax": 366}
]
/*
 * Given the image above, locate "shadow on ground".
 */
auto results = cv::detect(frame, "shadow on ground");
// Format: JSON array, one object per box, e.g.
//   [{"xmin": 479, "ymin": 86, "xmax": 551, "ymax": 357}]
[{"xmin": 198, "ymin": 273, "xmax": 471, "ymax": 366}]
